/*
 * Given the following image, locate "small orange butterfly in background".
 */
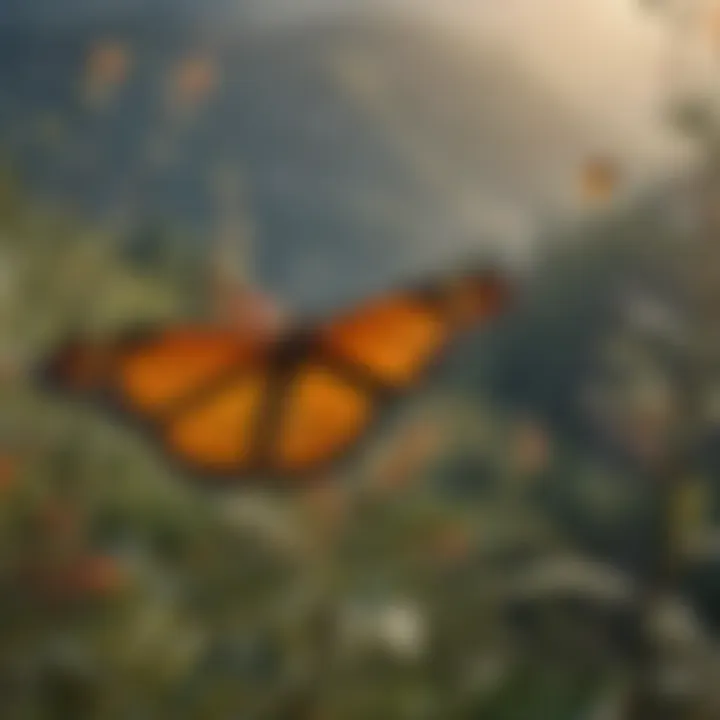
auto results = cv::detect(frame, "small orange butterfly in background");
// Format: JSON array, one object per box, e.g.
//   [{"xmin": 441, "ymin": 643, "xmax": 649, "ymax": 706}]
[
  {"xmin": 38, "ymin": 265, "xmax": 513, "ymax": 487},
  {"xmin": 579, "ymin": 156, "xmax": 621, "ymax": 205}
]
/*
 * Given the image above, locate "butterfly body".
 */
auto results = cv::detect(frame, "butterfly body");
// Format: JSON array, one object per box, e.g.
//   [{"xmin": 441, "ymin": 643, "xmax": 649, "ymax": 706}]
[{"xmin": 39, "ymin": 268, "xmax": 512, "ymax": 487}]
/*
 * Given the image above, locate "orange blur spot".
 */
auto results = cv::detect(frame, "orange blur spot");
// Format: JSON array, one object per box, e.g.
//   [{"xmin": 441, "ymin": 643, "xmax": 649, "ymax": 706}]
[
  {"xmin": 580, "ymin": 156, "xmax": 620, "ymax": 204},
  {"xmin": 171, "ymin": 55, "xmax": 220, "ymax": 108},
  {"xmin": 84, "ymin": 40, "xmax": 132, "ymax": 106}
]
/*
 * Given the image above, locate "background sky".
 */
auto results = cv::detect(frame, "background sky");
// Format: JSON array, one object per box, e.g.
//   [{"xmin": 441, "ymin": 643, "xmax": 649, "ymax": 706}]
[
  {"xmin": 237, "ymin": 0, "xmax": 699, "ymax": 170},
  {"xmin": 431, "ymin": 0, "xmax": 681, "ymax": 158},
  {"xmin": 1, "ymin": 0, "xmax": 697, "ymax": 182}
]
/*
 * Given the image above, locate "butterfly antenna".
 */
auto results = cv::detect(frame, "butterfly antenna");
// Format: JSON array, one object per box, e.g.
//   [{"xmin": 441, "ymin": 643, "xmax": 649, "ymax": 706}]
[
  {"xmin": 210, "ymin": 166, "xmax": 255, "ymax": 299},
  {"xmin": 209, "ymin": 168, "xmax": 289, "ymax": 332}
]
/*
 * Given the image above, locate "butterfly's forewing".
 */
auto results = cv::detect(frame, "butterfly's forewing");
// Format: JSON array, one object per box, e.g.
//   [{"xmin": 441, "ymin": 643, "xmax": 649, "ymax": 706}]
[
  {"xmin": 44, "ymin": 329, "xmax": 265, "ymax": 411},
  {"xmin": 317, "ymin": 295, "xmax": 448, "ymax": 388},
  {"xmin": 114, "ymin": 329, "xmax": 264, "ymax": 418},
  {"xmin": 315, "ymin": 270, "xmax": 511, "ymax": 390}
]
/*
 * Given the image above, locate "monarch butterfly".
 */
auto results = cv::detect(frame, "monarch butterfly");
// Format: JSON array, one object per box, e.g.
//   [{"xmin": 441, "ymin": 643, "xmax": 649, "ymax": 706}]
[
  {"xmin": 579, "ymin": 156, "xmax": 620, "ymax": 204},
  {"xmin": 39, "ymin": 266, "xmax": 512, "ymax": 486}
]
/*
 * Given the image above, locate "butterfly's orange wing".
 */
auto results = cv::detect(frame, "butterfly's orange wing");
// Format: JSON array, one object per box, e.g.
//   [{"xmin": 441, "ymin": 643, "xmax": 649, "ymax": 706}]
[
  {"xmin": 41, "ymin": 270, "xmax": 512, "ymax": 482},
  {"xmin": 263, "ymin": 269, "xmax": 512, "ymax": 475},
  {"xmin": 42, "ymin": 328, "xmax": 272, "ymax": 478}
]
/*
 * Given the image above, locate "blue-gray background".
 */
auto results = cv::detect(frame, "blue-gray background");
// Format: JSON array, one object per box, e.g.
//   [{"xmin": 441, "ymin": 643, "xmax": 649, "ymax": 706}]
[{"xmin": 0, "ymin": 0, "xmax": 692, "ymax": 310}]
